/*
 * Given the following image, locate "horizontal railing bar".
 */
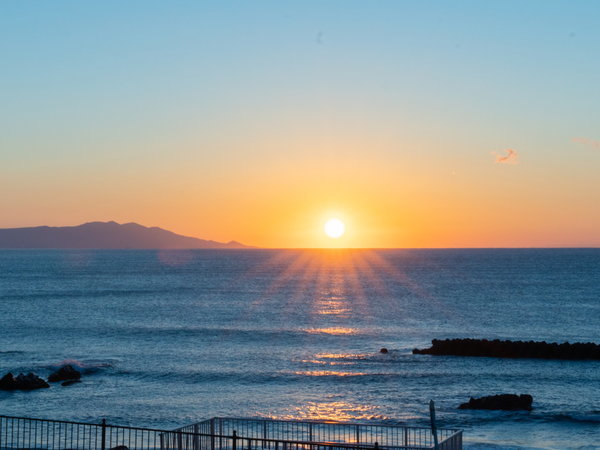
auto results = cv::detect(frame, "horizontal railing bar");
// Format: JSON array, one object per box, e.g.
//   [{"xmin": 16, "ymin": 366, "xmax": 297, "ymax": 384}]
[
  {"xmin": 0, "ymin": 414, "xmax": 104, "ymax": 427},
  {"xmin": 187, "ymin": 416, "xmax": 460, "ymax": 433}
]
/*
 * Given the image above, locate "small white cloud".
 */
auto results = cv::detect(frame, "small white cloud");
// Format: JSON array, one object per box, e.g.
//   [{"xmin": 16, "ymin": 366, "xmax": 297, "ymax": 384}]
[
  {"xmin": 492, "ymin": 148, "xmax": 519, "ymax": 165},
  {"xmin": 572, "ymin": 137, "xmax": 600, "ymax": 150}
]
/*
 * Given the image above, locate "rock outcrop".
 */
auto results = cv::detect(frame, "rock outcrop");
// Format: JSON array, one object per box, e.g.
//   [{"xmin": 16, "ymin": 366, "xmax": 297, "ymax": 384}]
[
  {"xmin": 0, "ymin": 372, "xmax": 50, "ymax": 390},
  {"xmin": 413, "ymin": 338, "xmax": 600, "ymax": 360},
  {"xmin": 459, "ymin": 394, "xmax": 533, "ymax": 411},
  {"xmin": 48, "ymin": 365, "xmax": 82, "ymax": 382}
]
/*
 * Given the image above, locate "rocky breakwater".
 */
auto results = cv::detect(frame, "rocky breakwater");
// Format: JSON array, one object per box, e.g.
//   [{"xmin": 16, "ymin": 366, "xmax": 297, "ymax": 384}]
[
  {"xmin": 459, "ymin": 394, "xmax": 533, "ymax": 411},
  {"xmin": 0, "ymin": 372, "xmax": 49, "ymax": 391},
  {"xmin": 413, "ymin": 338, "xmax": 600, "ymax": 360},
  {"xmin": 48, "ymin": 365, "xmax": 82, "ymax": 385}
]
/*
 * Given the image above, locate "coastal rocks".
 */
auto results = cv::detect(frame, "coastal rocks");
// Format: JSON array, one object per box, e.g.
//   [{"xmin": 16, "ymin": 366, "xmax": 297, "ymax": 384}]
[
  {"xmin": 0, "ymin": 364, "xmax": 85, "ymax": 391},
  {"xmin": 459, "ymin": 394, "xmax": 533, "ymax": 411},
  {"xmin": 0, "ymin": 372, "xmax": 50, "ymax": 391},
  {"xmin": 48, "ymin": 365, "xmax": 82, "ymax": 382},
  {"xmin": 379, "ymin": 348, "xmax": 389, "ymax": 354},
  {"xmin": 0, "ymin": 373, "xmax": 14, "ymax": 390},
  {"xmin": 413, "ymin": 338, "xmax": 600, "ymax": 360}
]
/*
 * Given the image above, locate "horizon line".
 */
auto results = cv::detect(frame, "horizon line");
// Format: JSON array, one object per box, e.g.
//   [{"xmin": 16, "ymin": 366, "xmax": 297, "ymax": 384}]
[{"xmin": 2, "ymin": 246, "xmax": 599, "ymax": 250}]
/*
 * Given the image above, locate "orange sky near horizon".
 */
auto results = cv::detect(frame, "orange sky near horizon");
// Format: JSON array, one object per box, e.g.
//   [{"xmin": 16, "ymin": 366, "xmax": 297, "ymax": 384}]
[{"xmin": 3, "ymin": 138, "xmax": 599, "ymax": 248}]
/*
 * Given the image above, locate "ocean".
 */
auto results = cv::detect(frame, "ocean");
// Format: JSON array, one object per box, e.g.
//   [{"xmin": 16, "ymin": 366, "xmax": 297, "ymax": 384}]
[{"xmin": 0, "ymin": 249, "xmax": 599, "ymax": 449}]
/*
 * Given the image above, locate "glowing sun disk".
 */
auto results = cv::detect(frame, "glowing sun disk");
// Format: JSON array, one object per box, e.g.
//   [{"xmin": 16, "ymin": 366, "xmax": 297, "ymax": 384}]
[{"xmin": 324, "ymin": 219, "xmax": 345, "ymax": 238}]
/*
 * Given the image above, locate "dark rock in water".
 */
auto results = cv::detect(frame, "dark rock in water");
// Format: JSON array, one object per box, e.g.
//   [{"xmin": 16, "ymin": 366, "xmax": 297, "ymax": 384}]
[
  {"xmin": 380, "ymin": 348, "xmax": 388, "ymax": 354},
  {"xmin": 61, "ymin": 379, "xmax": 82, "ymax": 387},
  {"xmin": 0, "ymin": 372, "xmax": 16, "ymax": 390},
  {"xmin": 15, "ymin": 373, "xmax": 50, "ymax": 390},
  {"xmin": 459, "ymin": 394, "xmax": 533, "ymax": 411},
  {"xmin": 110, "ymin": 446, "xmax": 129, "ymax": 450},
  {"xmin": 412, "ymin": 338, "xmax": 600, "ymax": 360},
  {"xmin": 48, "ymin": 365, "xmax": 82, "ymax": 382},
  {"xmin": 0, "ymin": 372, "xmax": 50, "ymax": 390}
]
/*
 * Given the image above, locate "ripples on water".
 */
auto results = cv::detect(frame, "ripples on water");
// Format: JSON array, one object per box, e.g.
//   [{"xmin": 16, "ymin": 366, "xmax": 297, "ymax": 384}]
[{"xmin": 0, "ymin": 249, "xmax": 599, "ymax": 449}]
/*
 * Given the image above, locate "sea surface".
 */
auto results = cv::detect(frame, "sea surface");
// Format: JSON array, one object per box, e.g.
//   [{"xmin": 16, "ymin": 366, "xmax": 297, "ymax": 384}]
[{"xmin": 0, "ymin": 249, "xmax": 599, "ymax": 449}]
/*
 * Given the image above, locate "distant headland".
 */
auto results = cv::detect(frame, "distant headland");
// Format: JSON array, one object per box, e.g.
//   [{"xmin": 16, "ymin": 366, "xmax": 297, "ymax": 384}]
[{"xmin": 0, "ymin": 221, "xmax": 253, "ymax": 249}]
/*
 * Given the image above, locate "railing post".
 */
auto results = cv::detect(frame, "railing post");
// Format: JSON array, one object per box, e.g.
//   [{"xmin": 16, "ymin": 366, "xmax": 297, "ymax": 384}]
[
  {"xmin": 177, "ymin": 431, "xmax": 183, "ymax": 450},
  {"xmin": 262, "ymin": 420, "xmax": 267, "ymax": 448},
  {"xmin": 404, "ymin": 427, "xmax": 408, "ymax": 448},
  {"xmin": 193, "ymin": 424, "xmax": 199, "ymax": 450},
  {"xmin": 101, "ymin": 419, "xmax": 106, "ymax": 450},
  {"xmin": 211, "ymin": 418, "xmax": 215, "ymax": 450},
  {"xmin": 429, "ymin": 400, "xmax": 439, "ymax": 450},
  {"xmin": 233, "ymin": 430, "xmax": 237, "ymax": 450}
]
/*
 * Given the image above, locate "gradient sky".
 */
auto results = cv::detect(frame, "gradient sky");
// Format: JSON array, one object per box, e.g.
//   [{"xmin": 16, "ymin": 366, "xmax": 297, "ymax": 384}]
[{"xmin": 1, "ymin": 1, "xmax": 599, "ymax": 248}]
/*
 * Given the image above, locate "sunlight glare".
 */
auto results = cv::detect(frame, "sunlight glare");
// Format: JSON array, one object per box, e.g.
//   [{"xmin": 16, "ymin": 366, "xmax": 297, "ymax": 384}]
[{"xmin": 324, "ymin": 218, "xmax": 345, "ymax": 238}]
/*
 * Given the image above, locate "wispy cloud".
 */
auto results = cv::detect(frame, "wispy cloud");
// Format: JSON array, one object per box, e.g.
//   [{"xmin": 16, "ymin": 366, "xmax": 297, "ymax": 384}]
[
  {"xmin": 492, "ymin": 148, "xmax": 519, "ymax": 165},
  {"xmin": 572, "ymin": 137, "xmax": 600, "ymax": 150}
]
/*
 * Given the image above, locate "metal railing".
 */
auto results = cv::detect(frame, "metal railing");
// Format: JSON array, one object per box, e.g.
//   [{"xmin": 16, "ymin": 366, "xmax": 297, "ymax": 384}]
[
  {"xmin": 175, "ymin": 417, "xmax": 463, "ymax": 450},
  {"xmin": 0, "ymin": 415, "xmax": 462, "ymax": 450},
  {"xmin": 0, "ymin": 415, "xmax": 197, "ymax": 449}
]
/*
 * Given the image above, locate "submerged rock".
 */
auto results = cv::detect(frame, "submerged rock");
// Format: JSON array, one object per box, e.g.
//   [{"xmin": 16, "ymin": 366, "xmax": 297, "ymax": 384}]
[
  {"xmin": 459, "ymin": 394, "xmax": 533, "ymax": 411},
  {"xmin": 48, "ymin": 365, "xmax": 82, "ymax": 382},
  {"xmin": 379, "ymin": 348, "xmax": 389, "ymax": 354},
  {"xmin": 110, "ymin": 446, "xmax": 129, "ymax": 450},
  {"xmin": 61, "ymin": 379, "xmax": 82, "ymax": 387},
  {"xmin": 413, "ymin": 338, "xmax": 600, "ymax": 360},
  {"xmin": 0, "ymin": 372, "xmax": 50, "ymax": 390}
]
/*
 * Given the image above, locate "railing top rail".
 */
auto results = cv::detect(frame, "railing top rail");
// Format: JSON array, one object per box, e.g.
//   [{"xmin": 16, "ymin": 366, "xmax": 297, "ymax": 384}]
[
  {"xmin": 197, "ymin": 416, "xmax": 461, "ymax": 433},
  {"xmin": 0, "ymin": 414, "xmax": 209, "ymax": 436},
  {"xmin": 0, "ymin": 414, "xmax": 103, "ymax": 428},
  {"xmin": 438, "ymin": 429, "xmax": 463, "ymax": 444},
  {"xmin": 0, "ymin": 415, "xmax": 429, "ymax": 449}
]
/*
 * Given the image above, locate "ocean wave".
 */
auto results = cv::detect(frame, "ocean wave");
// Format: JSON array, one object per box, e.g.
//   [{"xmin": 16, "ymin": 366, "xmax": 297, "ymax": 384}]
[
  {"xmin": 115, "ymin": 367, "xmax": 457, "ymax": 386},
  {"xmin": 464, "ymin": 444, "xmax": 544, "ymax": 450},
  {"xmin": 457, "ymin": 410, "xmax": 600, "ymax": 427},
  {"xmin": 49, "ymin": 359, "xmax": 117, "ymax": 374},
  {"xmin": 312, "ymin": 350, "xmax": 417, "ymax": 363},
  {"xmin": 4, "ymin": 287, "xmax": 191, "ymax": 301},
  {"xmin": 541, "ymin": 413, "xmax": 600, "ymax": 424}
]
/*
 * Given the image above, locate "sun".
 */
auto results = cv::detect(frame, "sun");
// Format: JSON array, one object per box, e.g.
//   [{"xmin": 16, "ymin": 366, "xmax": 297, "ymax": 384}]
[{"xmin": 324, "ymin": 218, "xmax": 345, "ymax": 239}]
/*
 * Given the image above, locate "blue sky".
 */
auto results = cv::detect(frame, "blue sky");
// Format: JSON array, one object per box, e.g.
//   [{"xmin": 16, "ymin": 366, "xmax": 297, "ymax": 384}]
[{"xmin": 1, "ymin": 1, "xmax": 599, "ymax": 247}]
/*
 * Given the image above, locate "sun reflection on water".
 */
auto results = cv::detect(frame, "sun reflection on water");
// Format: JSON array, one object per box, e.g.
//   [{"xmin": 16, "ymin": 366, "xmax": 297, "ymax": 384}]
[
  {"xmin": 229, "ymin": 249, "xmax": 443, "ymax": 342},
  {"xmin": 315, "ymin": 353, "xmax": 366, "ymax": 359},
  {"xmin": 270, "ymin": 401, "xmax": 388, "ymax": 422},
  {"xmin": 304, "ymin": 327, "xmax": 357, "ymax": 335},
  {"xmin": 293, "ymin": 370, "xmax": 368, "ymax": 376},
  {"xmin": 243, "ymin": 250, "xmax": 433, "ymax": 326}
]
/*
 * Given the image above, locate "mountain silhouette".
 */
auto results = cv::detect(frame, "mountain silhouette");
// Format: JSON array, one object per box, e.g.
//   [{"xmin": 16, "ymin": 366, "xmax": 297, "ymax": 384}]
[{"xmin": 0, "ymin": 222, "xmax": 252, "ymax": 249}]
